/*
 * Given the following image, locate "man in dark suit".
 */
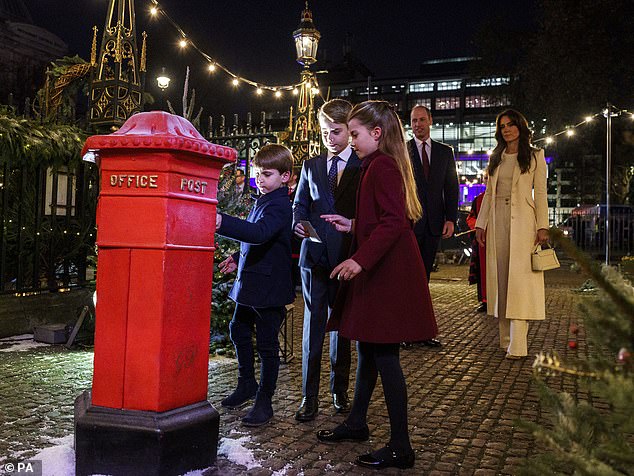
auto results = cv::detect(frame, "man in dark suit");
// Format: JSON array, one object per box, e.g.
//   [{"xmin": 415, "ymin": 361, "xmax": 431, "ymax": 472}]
[
  {"xmin": 292, "ymin": 99, "xmax": 361, "ymax": 421},
  {"xmin": 407, "ymin": 105, "xmax": 459, "ymax": 346}
]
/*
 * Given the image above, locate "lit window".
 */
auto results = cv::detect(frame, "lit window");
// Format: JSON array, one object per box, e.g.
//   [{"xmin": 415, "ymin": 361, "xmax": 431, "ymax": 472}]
[
  {"xmin": 437, "ymin": 81, "xmax": 461, "ymax": 91},
  {"xmin": 409, "ymin": 98, "xmax": 432, "ymax": 110},
  {"xmin": 466, "ymin": 77, "xmax": 510, "ymax": 88},
  {"xmin": 408, "ymin": 82, "xmax": 434, "ymax": 93},
  {"xmin": 435, "ymin": 97, "xmax": 460, "ymax": 110}
]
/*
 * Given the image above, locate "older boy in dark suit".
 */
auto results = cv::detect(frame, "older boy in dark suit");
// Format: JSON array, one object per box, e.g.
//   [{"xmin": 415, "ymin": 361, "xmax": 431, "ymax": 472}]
[
  {"xmin": 216, "ymin": 144, "xmax": 295, "ymax": 427},
  {"xmin": 292, "ymin": 99, "xmax": 361, "ymax": 421}
]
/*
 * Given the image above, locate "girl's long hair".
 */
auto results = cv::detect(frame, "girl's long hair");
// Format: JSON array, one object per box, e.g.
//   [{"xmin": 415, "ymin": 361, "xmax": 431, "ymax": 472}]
[
  {"xmin": 348, "ymin": 100, "xmax": 422, "ymax": 222},
  {"xmin": 487, "ymin": 109, "xmax": 538, "ymax": 176}
]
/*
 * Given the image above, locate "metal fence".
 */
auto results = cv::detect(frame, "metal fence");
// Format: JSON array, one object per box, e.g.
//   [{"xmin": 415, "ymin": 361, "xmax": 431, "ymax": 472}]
[
  {"xmin": 0, "ymin": 159, "xmax": 98, "ymax": 294},
  {"xmin": 552, "ymin": 207, "xmax": 634, "ymax": 258},
  {"xmin": 208, "ymin": 112, "xmax": 280, "ymax": 181}
]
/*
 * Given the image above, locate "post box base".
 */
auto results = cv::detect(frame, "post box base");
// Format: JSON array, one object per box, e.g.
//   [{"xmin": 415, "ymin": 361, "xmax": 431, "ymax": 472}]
[{"xmin": 74, "ymin": 390, "xmax": 219, "ymax": 476}]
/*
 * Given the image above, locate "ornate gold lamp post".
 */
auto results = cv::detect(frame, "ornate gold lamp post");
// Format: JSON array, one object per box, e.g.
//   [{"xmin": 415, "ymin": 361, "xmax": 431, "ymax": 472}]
[
  {"xmin": 289, "ymin": 1, "xmax": 321, "ymax": 166},
  {"xmin": 88, "ymin": 0, "xmax": 146, "ymax": 131}
]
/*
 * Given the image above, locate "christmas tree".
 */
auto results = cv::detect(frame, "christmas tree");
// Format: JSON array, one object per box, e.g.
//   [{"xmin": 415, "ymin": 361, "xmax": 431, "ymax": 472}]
[
  {"xmin": 211, "ymin": 166, "xmax": 254, "ymax": 341},
  {"xmin": 520, "ymin": 229, "xmax": 634, "ymax": 475}
]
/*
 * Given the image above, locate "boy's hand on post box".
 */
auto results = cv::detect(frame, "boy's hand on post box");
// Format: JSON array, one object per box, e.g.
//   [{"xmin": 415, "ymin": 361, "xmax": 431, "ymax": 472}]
[
  {"xmin": 216, "ymin": 214, "xmax": 223, "ymax": 229},
  {"xmin": 218, "ymin": 256, "xmax": 237, "ymax": 274}
]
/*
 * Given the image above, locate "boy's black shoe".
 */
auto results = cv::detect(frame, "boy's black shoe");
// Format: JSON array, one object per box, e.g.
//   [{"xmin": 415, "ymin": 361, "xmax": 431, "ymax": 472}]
[
  {"xmin": 316, "ymin": 422, "xmax": 370, "ymax": 442},
  {"xmin": 221, "ymin": 378, "xmax": 258, "ymax": 408},
  {"xmin": 477, "ymin": 302, "xmax": 487, "ymax": 312},
  {"xmin": 242, "ymin": 391, "xmax": 273, "ymax": 427},
  {"xmin": 355, "ymin": 444, "xmax": 415, "ymax": 469},
  {"xmin": 295, "ymin": 396, "xmax": 318, "ymax": 421},
  {"xmin": 332, "ymin": 393, "xmax": 350, "ymax": 413}
]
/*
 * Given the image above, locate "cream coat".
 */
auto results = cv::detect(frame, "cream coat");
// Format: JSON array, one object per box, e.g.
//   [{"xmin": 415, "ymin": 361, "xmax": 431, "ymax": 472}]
[{"xmin": 475, "ymin": 149, "xmax": 549, "ymax": 320}]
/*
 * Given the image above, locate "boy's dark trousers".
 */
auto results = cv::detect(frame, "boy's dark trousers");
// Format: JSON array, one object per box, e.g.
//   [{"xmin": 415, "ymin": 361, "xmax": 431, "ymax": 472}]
[{"xmin": 229, "ymin": 303, "xmax": 285, "ymax": 397}]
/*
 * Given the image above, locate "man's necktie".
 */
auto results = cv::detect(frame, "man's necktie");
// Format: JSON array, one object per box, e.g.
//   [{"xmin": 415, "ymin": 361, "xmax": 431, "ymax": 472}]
[
  {"xmin": 421, "ymin": 142, "xmax": 430, "ymax": 180},
  {"xmin": 328, "ymin": 156, "xmax": 340, "ymax": 197}
]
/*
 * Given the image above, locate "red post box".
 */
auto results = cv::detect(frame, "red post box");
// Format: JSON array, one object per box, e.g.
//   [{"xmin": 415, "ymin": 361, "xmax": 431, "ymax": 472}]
[{"xmin": 74, "ymin": 112, "xmax": 235, "ymax": 476}]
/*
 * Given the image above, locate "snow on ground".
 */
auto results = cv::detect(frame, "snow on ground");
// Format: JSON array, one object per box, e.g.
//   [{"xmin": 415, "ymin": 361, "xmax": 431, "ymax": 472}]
[
  {"xmin": 31, "ymin": 435, "xmax": 74, "ymax": 476},
  {"xmin": 0, "ymin": 334, "xmax": 50, "ymax": 352},
  {"xmin": 273, "ymin": 464, "xmax": 302, "ymax": 475},
  {"xmin": 180, "ymin": 469, "xmax": 209, "ymax": 476},
  {"xmin": 14, "ymin": 433, "xmax": 268, "ymax": 475},
  {"xmin": 217, "ymin": 435, "xmax": 260, "ymax": 470}
]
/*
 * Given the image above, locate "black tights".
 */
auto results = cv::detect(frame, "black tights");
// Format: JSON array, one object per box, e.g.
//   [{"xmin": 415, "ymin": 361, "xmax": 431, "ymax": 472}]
[{"xmin": 346, "ymin": 341, "xmax": 411, "ymax": 451}]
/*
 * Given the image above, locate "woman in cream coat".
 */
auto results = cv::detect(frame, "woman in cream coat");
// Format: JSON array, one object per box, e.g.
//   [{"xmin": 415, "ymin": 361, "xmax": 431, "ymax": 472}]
[{"xmin": 475, "ymin": 109, "xmax": 549, "ymax": 359}]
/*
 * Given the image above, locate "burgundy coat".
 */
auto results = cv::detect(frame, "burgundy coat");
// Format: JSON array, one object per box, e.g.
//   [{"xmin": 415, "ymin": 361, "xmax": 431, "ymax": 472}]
[{"xmin": 327, "ymin": 151, "xmax": 437, "ymax": 343}]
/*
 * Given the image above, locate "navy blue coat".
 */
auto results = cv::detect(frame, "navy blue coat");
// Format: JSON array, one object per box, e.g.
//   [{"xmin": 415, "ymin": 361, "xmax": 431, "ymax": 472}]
[
  {"xmin": 292, "ymin": 152, "xmax": 361, "ymax": 270},
  {"xmin": 407, "ymin": 138, "xmax": 459, "ymax": 237},
  {"xmin": 217, "ymin": 186, "xmax": 294, "ymax": 308}
]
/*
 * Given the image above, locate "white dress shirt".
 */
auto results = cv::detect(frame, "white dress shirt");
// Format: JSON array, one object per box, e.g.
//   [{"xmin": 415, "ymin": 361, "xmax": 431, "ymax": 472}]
[
  {"xmin": 413, "ymin": 137, "xmax": 431, "ymax": 165},
  {"xmin": 327, "ymin": 146, "xmax": 353, "ymax": 185}
]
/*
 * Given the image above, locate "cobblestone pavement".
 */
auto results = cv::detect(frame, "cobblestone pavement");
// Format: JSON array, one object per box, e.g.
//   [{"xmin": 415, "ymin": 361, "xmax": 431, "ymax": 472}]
[{"xmin": 0, "ymin": 264, "xmax": 590, "ymax": 475}]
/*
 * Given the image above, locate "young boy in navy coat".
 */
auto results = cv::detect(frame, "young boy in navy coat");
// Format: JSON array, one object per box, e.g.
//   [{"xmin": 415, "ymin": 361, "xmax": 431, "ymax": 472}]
[{"xmin": 215, "ymin": 144, "xmax": 295, "ymax": 426}]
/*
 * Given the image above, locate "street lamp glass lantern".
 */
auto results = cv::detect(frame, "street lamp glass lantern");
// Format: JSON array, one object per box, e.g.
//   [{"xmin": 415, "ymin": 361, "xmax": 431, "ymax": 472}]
[
  {"xmin": 156, "ymin": 68, "xmax": 170, "ymax": 91},
  {"xmin": 293, "ymin": 6, "xmax": 320, "ymax": 67}
]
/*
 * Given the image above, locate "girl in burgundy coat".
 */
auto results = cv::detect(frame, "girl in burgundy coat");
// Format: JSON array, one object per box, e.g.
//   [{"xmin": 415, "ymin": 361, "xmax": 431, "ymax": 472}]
[{"xmin": 318, "ymin": 101, "xmax": 436, "ymax": 470}]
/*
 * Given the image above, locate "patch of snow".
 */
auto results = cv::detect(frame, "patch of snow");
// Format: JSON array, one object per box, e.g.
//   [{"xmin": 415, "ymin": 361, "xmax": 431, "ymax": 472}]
[
  {"xmin": 32, "ymin": 435, "xmax": 74, "ymax": 476},
  {"xmin": 180, "ymin": 469, "xmax": 210, "ymax": 476},
  {"xmin": 0, "ymin": 339, "xmax": 49, "ymax": 352},
  {"xmin": 218, "ymin": 436, "xmax": 260, "ymax": 470},
  {"xmin": 0, "ymin": 333, "xmax": 34, "ymax": 341},
  {"xmin": 273, "ymin": 464, "xmax": 301, "ymax": 475}
]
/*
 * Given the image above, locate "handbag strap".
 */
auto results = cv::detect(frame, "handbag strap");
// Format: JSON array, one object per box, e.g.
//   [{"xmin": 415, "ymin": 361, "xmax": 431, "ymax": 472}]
[{"xmin": 534, "ymin": 243, "xmax": 554, "ymax": 253}]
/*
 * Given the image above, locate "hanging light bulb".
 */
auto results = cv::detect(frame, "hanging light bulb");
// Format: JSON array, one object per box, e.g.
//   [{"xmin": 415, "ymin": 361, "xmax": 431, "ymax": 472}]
[
  {"xmin": 545, "ymin": 137, "xmax": 554, "ymax": 144},
  {"xmin": 150, "ymin": 6, "xmax": 158, "ymax": 16},
  {"xmin": 207, "ymin": 63, "xmax": 216, "ymax": 72},
  {"xmin": 292, "ymin": 88, "xmax": 299, "ymax": 95},
  {"xmin": 232, "ymin": 78, "xmax": 239, "ymax": 86},
  {"xmin": 566, "ymin": 129, "xmax": 575, "ymax": 137},
  {"xmin": 256, "ymin": 87, "xmax": 263, "ymax": 95},
  {"xmin": 275, "ymin": 90, "xmax": 282, "ymax": 98},
  {"xmin": 585, "ymin": 116, "xmax": 593, "ymax": 122},
  {"xmin": 179, "ymin": 38, "xmax": 187, "ymax": 48}
]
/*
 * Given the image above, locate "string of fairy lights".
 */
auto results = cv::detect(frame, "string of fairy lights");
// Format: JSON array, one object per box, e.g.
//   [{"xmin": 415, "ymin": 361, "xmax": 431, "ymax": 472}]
[
  {"xmin": 534, "ymin": 105, "xmax": 634, "ymax": 146},
  {"xmin": 148, "ymin": 1, "xmax": 634, "ymax": 139},
  {"xmin": 147, "ymin": 0, "xmax": 322, "ymax": 99}
]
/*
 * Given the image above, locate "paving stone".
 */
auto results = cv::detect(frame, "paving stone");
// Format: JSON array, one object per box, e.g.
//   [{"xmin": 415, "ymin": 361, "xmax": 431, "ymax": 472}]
[{"xmin": 0, "ymin": 264, "xmax": 589, "ymax": 475}]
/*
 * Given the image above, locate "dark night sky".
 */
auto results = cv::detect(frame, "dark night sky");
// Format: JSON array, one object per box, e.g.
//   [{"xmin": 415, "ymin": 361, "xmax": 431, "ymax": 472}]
[{"xmin": 23, "ymin": 0, "xmax": 538, "ymax": 116}]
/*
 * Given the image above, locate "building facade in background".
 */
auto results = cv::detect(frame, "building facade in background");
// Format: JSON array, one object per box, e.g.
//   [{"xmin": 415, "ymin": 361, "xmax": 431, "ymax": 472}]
[
  {"xmin": 0, "ymin": 0, "xmax": 67, "ymax": 107},
  {"xmin": 327, "ymin": 57, "xmax": 512, "ymax": 208}
]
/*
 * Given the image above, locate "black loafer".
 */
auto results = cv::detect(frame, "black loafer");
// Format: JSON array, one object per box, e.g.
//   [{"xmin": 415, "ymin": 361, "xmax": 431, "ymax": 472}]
[
  {"xmin": 295, "ymin": 396, "xmax": 319, "ymax": 422},
  {"xmin": 421, "ymin": 338, "xmax": 442, "ymax": 347},
  {"xmin": 356, "ymin": 445, "xmax": 415, "ymax": 469},
  {"xmin": 332, "ymin": 393, "xmax": 350, "ymax": 413},
  {"xmin": 316, "ymin": 422, "xmax": 369, "ymax": 443},
  {"xmin": 477, "ymin": 302, "xmax": 487, "ymax": 312}
]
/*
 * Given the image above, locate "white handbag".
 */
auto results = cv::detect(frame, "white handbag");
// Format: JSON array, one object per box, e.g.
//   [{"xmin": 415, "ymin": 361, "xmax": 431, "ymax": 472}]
[{"xmin": 532, "ymin": 244, "xmax": 560, "ymax": 271}]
